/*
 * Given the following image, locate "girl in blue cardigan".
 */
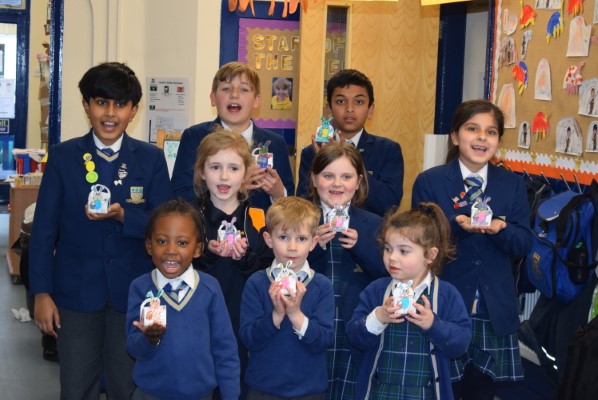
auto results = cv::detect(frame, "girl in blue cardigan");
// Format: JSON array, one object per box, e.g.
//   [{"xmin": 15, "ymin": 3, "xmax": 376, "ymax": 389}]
[{"xmin": 346, "ymin": 203, "xmax": 471, "ymax": 400}]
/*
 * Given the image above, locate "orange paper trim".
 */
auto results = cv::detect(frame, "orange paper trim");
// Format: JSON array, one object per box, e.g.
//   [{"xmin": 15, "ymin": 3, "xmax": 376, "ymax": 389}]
[{"xmin": 495, "ymin": 158, "xmax": 596, "ymax": 185}]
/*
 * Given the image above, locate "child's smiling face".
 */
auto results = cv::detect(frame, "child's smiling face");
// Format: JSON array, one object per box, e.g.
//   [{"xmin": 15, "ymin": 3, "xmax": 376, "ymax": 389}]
[
  {"xmin": 210, "ymin": 73, "xmax": 259, "ymax": 131},
  {"xmin": 327, "ymin": 84, "xmax": 373, "ymax": 139},
  {"xmin": 450, "ymin": 111, "xmax": 500, "ymax": 173},
  {"xmin": 145, "ymin": 213, "xmax": 203, "ymax": 279},
  {"xmin": 311, "ymin": 155, "xmax": 362, "ymax": 208},
  {"xmin": 83, "ymin": 97, "xmax": 138, "ymax": 146}
]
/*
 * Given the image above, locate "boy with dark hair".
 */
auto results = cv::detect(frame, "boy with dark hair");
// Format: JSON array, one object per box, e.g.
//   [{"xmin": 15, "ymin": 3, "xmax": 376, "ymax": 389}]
[
  {"xmin": 297, "ymin": 69, "xmax": 404, "ymax": 216},
  {"xmin": 171, "ymin": 62, "xmax": 295, "ymax": 210},
  {"xmin": 30, "ymin": 62, "xmax": 172, "ymax": 399}
]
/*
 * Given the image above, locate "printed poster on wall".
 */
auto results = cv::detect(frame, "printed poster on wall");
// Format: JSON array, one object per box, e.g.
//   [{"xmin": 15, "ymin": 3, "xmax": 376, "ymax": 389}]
[
  {"xmin": 145, "ymin": 77, "xmax": 189, "ymax": 143},
  {"xmin": 238, "ymin": 18, "xmax": 299, "ymax": 142}
]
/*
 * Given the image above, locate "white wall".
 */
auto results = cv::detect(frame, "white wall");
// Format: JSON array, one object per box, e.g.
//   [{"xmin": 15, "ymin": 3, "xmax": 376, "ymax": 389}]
[
  {"xmin": 56, "ymin": 0, "xmax": 221, "ymax": 142},
  {"xmin": 463, "ymin": 6, "xmax": 488, "ymax": 101}
]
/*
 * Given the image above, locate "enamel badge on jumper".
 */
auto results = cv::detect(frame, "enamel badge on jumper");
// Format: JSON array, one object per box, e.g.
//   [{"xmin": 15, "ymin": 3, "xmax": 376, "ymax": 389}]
[
  {"xmin": 139, "ymin": 291, "xmax": 167, "ymax": 327},
  {"xmin": 87, "ymin": 184, "xmax": 111, "ymax": 214}
]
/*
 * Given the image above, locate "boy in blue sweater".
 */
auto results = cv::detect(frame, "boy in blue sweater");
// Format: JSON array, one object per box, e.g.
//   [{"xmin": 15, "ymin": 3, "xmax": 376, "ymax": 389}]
[
  {"xmin": 240, "ymin": 197, "xmax": 335, "ymax": 399},
  {"xmin": 126, "ymin": 198, "xmax": 240, "ymax": 400}
]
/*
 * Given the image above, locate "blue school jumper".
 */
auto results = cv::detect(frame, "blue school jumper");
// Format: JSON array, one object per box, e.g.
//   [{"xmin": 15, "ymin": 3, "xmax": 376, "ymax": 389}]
[
  {"xmin": 412, "ymin": 159, "xmax": 532, "ymax": 381},
  {"xmin": 171, "ymin": 117, "xmax": 295, "ymax": 210},
  {"xmin": 240, "ymin": 266, "xmax": 335, "ymax": 397},
  {"xmin": 347, "ymin": 277, "xmax": 471, "ymax": 400},
  {"xmin": 126, "ymin": 269, "xmax": 241, "ymax": 400},
  {"xmin": 308, "ymin": 206, "xmax": 387, "ymax": 399},
  {"xmin": 297, "ymin": 129, "xmax": 404, "ymax": 215}
]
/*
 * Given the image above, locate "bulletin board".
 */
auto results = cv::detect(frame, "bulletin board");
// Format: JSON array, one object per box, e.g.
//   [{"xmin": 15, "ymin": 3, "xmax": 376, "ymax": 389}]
[{"xmin": 488, "ymin": 0, "xmax": 598, "ymax": 184}]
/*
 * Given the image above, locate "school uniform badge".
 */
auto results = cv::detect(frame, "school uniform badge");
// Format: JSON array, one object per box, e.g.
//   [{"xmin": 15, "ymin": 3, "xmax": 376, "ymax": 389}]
[{"xmin": 126, "ymin": 186, "xmax": 145, "ymax": 204}]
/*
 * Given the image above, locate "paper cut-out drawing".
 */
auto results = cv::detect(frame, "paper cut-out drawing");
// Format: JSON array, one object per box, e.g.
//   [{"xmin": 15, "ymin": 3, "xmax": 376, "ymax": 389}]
[
  {"xmin": 532, "ymin": 112, "xmax": 550, "ymax": 141},
  {"xmin": 546, "ymin": 4, "xmax": 564, "ymax": 44},
  {"xmin": 579, "ymin": 79, "xmax": 598, "ymax": 117},
  {"xmin": 586, "ymin": 121, "xmax": 598, "ymax": 152},
  {"xmin": 503, "ymin": 9, "xmax": 519, "ymax": 35},
  {"xmin": 563, "ymin": 62, "xmax": 585, "ymax": 95},
  {"xmin": 535, "ymin": 0, "xmax": 562, "ymax": 10},
  {"xmin": 520, "ymin": 0, "xmax": 537, "ymax": 28},
  {"xmin": 566, "ymin": 16, "xmax": 591, "ymax": 57},
  {"xmin": 521, "ymin": 30, "xmax": 532, "ymax": 59},
  {"xmin": 518, "ymin": 121, "xmax": 531, "ymax": 149},
  {"xmin": 555, "ymin": 117, "xmax": 582, "ymax": 156},
  {"xmin": 535, "ymin": 59, "xmax": 552, "ymax": 101},
  {"xmin": 567, "ymin": 0, "xmax": 583, "ymax": 16},
  {"xmin": 513, "ymin": 62, "xmax": 529, "ymax": 95},
  {"xmin": 498, "ymin": 84, "xmax": 517, "ymax": 128},
  {"xmin": 498, "ymin": 37, "xmax": 517, "ymax": 67}
]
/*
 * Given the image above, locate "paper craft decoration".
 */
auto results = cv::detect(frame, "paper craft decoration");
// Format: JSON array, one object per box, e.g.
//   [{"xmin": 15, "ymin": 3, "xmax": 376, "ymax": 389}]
[
  {"xmin": 521, "ymin": 30, "xmax": 532, "ymax": 59},
  {"xmin": 315, "ymin": 116, "xmax": 334, "ymax": 143},
  {"xmin": 140, "ymin": 291, "xmax": 166, "ymax": 327},
  {"xmin": 471, "ymin": 197, "xmax": 493, "ymax": 227},
  {"xmin": 87, "ymin": 184, "xmax": 111, "ymax": 214},
  {"xmin": 228, "ymin": 0, "xmax": 307, "ymax": 18},
  {"xmin": 503, "ymin": 9, "xmax": 518, "ymax": 35},
  {"xmin": 566, "ymin": 0, "xmax": 583, "ymax": 16},
  {"xmin": 217, "ymin": 217, "xmax": 241, "ymax": 246},
  {"xmin": 325, "ymin": 202, "xmax": 350, "ymax": 232},
  {"xmin": 534, "ymin": 59, "xmax": 552, "ymax": 101},
  {"xmin": 272, "ymin": 261, "xmax": 297, "ymax": 295},
  {"xmin": 563, "ymin": 62, "xmax": 585, "ymax": 95},
  {"xmin": 556, "ymin": 117, "xmax": 583, "ymax": 156},
  {"xmin": 586, "ymin": 121, "xmax": 598, "ymax": 152},
  {"xmin": 498, "ymin": 37, "xmax": 517, "ymax": 67},
  {"xmin": 392, "ymin": 280, "xmax": 416, "ymax": 315},
  {"xmin": 578, "ymin": 79, "xmax": 598, "ymax": 117},
  {"xmin": 535, "ymin": 0, "xmax": 563, "ymax": 10},
  {"xmin": 546, "ymin": 8, "xmax": 564, "ymax": 43},
  {"xmin": 498, "ymin": 84, "xmax": 517, "ymax": 128},
  {"xmin": 252, "ymin": 141, "xmax": 273, "ymax": 168},
  {"xmin": 532, "ymin": 111, "xmax": 550, "ymax": 141},
  {"xmin": 513, "ymin": 62, "xmax": 529, "ymax": 95},
  {"xmin": 566, "ymin": 16, "xmax": 591, "ymax": 57},
  {"xmin": 518, "ymin": 121, "xmax": 531, "ymax": 149},
  {"xmin": 520, "ymin": 0, "xmax": 537, "ymax": 28}
]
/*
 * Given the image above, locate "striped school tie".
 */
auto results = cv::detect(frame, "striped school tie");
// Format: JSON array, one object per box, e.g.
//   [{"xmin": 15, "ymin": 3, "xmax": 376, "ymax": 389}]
[
  {"xmin": 464, "ymin": 174, "xmax": 484, "ymax": 203},
  {"xmin": 164, "ymin": 282, "xmax": 188, "ymax": 302}
]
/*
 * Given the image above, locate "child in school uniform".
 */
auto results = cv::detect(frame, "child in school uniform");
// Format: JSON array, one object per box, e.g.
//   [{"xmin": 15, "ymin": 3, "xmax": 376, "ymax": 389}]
[
  {"xmin": 307, "ymin": 142, "xmax": 387, "ymax": 400},
  {"xmin": 346, "ymin": 203, "xmax": 471, "ymax": 400},
  {"xmin": 172, "ymin": 61, "xmax": 294, "ymax": 210},
  {"xmin": 240, "ymin": 196, "xmax": 335, "ymax": 399},
  {"xmin": 412, "ymin": 100, "xmax": 533, "ymax": 400},
  {"xmin": 126, "ymin": 198, "xmax": 240, "ymax": 400},
  {"xmin": 296, "ymin": 69, "xmax": 404, "ymax": 216},
  {"xmin": 193, "ymin": 128, "xmax": 274, "ymax": 392},
  {"xmin": 29, "ymin": 62, "xmax": 172, "ymax": 399}
]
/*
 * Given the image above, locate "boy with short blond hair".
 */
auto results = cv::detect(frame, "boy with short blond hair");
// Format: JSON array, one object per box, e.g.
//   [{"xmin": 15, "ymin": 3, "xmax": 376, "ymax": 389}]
[
  {"xmin": 240, "ymin": 197, "xmax": 334, "ymax": 400},
  {"xmin": 172, "ymin": 62, "xmax": 294, "ymax": 211}
]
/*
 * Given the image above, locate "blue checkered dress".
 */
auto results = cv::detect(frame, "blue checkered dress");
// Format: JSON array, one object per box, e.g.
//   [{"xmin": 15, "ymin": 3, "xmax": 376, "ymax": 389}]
[
  {"xmin": 326, "ymin": 237, "xmax": 356, "ymax": 400},
  {"xmin": 450, "ymin": 313, "xmax": 523, "ymax": 382},
  {"xmin": 367, "ymin": 296, "xmax": 436, "ymax": 399}
]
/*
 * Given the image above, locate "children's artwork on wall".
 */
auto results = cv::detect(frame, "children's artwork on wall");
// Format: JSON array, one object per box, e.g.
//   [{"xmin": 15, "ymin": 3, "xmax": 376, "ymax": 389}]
[
  {"xmin": 519, "ymin": 121, "xmax": 532, "ymax": 148},
  {"xmin": 521, "ymin": 30, "xmax": 532, "ymax": 58},
  {"xmin": 566, "ymin": 0, "xmax": 584, "ymax": 16},
  {"xmin": 504, "ymin": 9, "xmax": 519, "ymax": 35},
  {"xmin": 545, "ymin": 9, "xmax": 564, "ymax": 43},
  {"xmin": 532, "ymin": 111, "xmax": 550, "ymax": 141},
  {"xmin": 535, "ymin": 59, "xmax": 552, "ymax": 100},
  {"xmin": 535, "ymin": 0, "xmax": 562, "ymax": 10},
  {"xmin": 513, "ymin": 61, "xmax": 529, "ymax": 94},
  {"xmin": 555, "ymin": 117, "xmax": 583, "ymax": 156},
  {"xmin": 566, "ymin": 16, "xmax": 591, "ymax": 57},
  {"xmin": 498, "ymin": 37, "xmax": 517, "ymax": 67},
  {"xmin": 498, "ymin": 83, "xmax": 517, "ymax": 128},
  {"xmin": 594, "ymin": 0, "xmax": 598, "ymax": 23},
  {"xmin": 520, "ymin": 1, "xmax": 537, "ymax": 28},
  {"xmin": 563, "ymin": 62, "xmax": 585, "ymax": 95},
  {"xmin": 586, "ymin": 121, "xmax": 598, "ymax": 152},
  {"xmin": 578, "ymin": 78, "xmax": 598, "ymax": 116}
]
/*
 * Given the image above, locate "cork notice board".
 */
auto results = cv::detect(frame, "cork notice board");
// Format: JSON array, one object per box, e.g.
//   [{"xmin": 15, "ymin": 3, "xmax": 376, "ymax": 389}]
[{"xmin": 488, "ymin": 0, "xmax": 598, "ymax": 184}]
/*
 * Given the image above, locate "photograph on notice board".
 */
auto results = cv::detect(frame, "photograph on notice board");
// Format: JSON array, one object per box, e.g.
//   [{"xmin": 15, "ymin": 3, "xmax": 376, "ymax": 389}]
[
  {"xmin": 578, "ymin": 79, "xmax": 598, "ymax": 117},
  {"xmin": 587, "ymin": 122, "xmax": 598, "ymax": 152},
  {"xmin": 555, "ymin": 117, "xmax": 583, "ymax": 156},
  {"xmin": 518, "ymin": 121, "xmax": 531, "ymax": 149}
]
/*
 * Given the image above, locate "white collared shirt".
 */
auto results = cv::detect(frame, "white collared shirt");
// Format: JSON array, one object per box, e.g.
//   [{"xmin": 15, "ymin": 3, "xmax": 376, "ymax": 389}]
[
  {"xmin": 155, "ymin": 265, "xmax": 196, "ymax": 299},
  {"xmin": 336, "ymin": 128, "xmax": 363, "ymax": 147},
  {"xmin": 93, "ymin": 132, "xmax": 124, "ymax": 153},
  {"xmin": 220, "ymin": 120, "xmax": 254, "ymax": 145}
]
